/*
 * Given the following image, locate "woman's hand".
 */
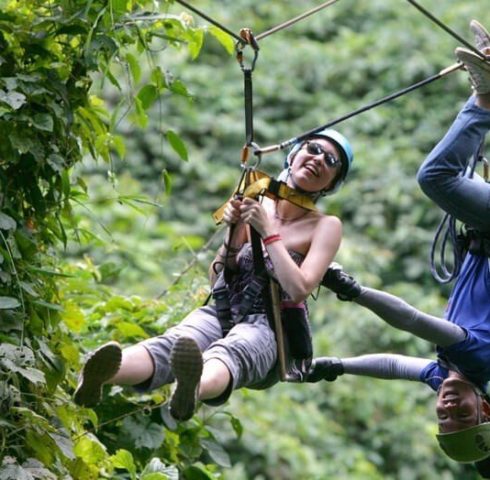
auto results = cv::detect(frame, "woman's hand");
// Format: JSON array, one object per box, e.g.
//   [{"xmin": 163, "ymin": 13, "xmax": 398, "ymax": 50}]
[
  {"xmin": 223, "ymin": 198, "xmax": 243, "ymax": 226},
  {"xmin": 239, "ymin": 198, "xmax": 272, "ymax": 237}
]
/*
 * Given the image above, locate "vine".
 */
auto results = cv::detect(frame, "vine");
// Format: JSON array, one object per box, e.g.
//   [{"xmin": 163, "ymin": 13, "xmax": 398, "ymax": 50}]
[{"xmin": 0, "ymin": 0, "xmax": 234, "ymax": 477}]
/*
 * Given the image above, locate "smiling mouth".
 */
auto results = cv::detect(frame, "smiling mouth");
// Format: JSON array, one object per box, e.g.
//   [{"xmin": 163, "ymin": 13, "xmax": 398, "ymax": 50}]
[
  {"xmin": 443, "ymin": 394, "xmax": 459, "ymax": 403},
  {"xmin": 304, "ymin": 164, "xmax": 319, "ymax": 177}
]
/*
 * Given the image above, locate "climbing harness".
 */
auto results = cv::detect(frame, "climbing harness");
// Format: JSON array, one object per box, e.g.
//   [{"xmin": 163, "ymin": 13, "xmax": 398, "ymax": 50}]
[{"xmin": 212, "ymin": 170, "xmax": 317, "ymax": 225}]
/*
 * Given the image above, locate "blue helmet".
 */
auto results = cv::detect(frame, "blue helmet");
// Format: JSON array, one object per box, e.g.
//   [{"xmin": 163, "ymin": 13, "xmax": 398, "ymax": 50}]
[{"xmin": 284, "ymin": 128, "xmax": 354, "ymax": 195}]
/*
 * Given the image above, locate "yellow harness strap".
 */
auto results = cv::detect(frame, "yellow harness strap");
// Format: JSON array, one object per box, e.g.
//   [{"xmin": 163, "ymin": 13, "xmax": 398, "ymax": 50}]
[{"xmin": 212, "ymin": 170, "xmax": 317, "ymax": 224}]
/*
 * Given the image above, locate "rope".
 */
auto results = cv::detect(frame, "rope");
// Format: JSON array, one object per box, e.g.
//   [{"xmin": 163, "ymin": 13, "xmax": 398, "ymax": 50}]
[
  {"xmin": 173, "ymin": 0, "xmax": 243, "ymax": 43},
  {"xmin": 405, "ymin": 0, "xmax": 488, "ymax": 60},
  {"xmin": 255, "ymin": 62, "xmax": 463, "ymax": 155},
  {"xmin": 429, "ymin": 140, "xmax": 485, "ymax": 284},
  {"xmin": 429, "ymin": 213, "xmax": 461, "ymax": 284},
  {"xmin": 255, "ymin": 0, "xmax": 341, "ymax": 41}
]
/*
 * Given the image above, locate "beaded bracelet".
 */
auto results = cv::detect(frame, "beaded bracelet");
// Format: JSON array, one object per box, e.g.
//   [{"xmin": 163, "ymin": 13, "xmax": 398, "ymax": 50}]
[{"xmin": 263, "ymin": 233, "xmax": 281, "ymax": 246}]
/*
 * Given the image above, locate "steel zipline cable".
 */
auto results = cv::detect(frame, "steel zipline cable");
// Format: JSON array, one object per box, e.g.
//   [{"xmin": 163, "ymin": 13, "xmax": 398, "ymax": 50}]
[
  {"xmin": 254, "ymin": 62, "xmax": 463, "ymax": 155},
  {"xmin": 173, "ymin": 0, "xmax": 342, "ymax": 45},
  {"xmin": 173, "ymin": 0, "xmax": 243, "ymax": 43},
  {"xmin": 406, "ymin": 0, "xmax": 488, "ymax": 60},
  {"xmin": 255, "ymin": 0, "xmax": 341, "ymax": 41},
  {"xmin": 169, "ymin": 2, "xmax": 488, "ymax": 157}
]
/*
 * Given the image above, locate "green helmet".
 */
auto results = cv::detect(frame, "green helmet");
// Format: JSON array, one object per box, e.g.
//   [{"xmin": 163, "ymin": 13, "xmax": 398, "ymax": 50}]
[{"xmin": 436, "ymin": 422, "xmax": 490, "ymax": 463}]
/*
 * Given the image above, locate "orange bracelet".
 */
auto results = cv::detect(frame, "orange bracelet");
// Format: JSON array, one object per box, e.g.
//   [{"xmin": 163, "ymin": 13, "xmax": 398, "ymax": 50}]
[{"xmin": 263, "ymin": 234, "xmax": 281, "ymax": 246}]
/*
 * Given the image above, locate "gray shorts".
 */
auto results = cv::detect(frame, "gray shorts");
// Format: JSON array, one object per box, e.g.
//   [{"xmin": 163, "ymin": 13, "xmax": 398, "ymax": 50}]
[{"xmin": 138, "ymin": 305, "xmax": 279, "ymax": 405}]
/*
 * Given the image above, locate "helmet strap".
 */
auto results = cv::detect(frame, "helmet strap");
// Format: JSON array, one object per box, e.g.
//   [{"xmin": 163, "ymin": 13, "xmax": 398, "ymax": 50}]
[{"xmin": 287, "ymin": 167, "xmax": 324, "ymax": 202}]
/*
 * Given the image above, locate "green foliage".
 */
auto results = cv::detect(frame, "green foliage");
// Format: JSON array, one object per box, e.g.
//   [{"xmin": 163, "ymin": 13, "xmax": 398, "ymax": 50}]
[{"xmin": 0, "ymin": 0, "xmax": 233, "ymax": 477}]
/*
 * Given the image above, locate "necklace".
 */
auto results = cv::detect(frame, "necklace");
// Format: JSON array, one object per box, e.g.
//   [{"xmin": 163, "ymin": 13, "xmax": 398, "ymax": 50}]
[{"xmin": 274, "ymin": 202, "xmax": 310, "ymax": 223}]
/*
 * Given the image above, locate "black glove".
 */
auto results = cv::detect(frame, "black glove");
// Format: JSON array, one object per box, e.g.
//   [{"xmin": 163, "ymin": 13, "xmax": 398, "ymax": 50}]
[
  {"xmin": 305, "ymin": 357, "xmax": 344, "ymax": 383},
  {"xmin": 321, "ymin": 263, "xmax": 361, "ymax": 301}
]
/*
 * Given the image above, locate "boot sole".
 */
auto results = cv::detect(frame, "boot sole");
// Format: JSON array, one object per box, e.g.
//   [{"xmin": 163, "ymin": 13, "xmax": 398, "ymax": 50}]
[
  {"xmin": 170, "ymin": 337, "xmax": 203, "ymax": 421},
  {"xmin": 74, "ymin": 341, "xmax": 122, "ymax": 407}
]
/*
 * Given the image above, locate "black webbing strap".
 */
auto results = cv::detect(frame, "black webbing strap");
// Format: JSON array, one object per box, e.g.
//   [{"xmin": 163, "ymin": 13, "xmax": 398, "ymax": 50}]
[
  {"xmin": 244, "ymin": 69, "xmax": 254, "ymax": 146},
  {"xmin": 467, "ymin": 229, "xmax": 490, "ymax": 257},
  {"xmin": 249, "ymin": 227, "xmax": 275, "ymax": 328},
  {"xmin": 212, "ymin": 281, "xmax": 234, "ymax": 336},
  {"xmin": 249, "ymin": 227, "xmax": 293, "ymax": 381},
  {"xmin": 212, "ymin": 225, "xmax": 240, "ymax": 336}
]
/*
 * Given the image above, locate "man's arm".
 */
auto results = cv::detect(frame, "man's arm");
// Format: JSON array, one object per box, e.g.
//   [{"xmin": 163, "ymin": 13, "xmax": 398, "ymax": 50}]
[{"xmin": 306, "ymin": 353, "xmax": 432, "ymax": 383}]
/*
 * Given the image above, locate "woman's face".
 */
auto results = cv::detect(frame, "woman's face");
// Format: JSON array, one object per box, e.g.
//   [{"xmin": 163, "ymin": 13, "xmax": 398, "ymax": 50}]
[
  {"xmin": 289, "ymin": 138, "xmax": 343, "ymax": 193},
  {"xmin": 436, "ymin": 376, "xmax": 483, "ymax": 433}
]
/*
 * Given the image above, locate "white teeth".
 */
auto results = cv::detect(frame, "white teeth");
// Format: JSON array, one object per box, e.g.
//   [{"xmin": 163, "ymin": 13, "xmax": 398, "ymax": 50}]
[
  {"xmin": 444, "ymin": 393, "xmax": 458, "ymax": 401},
  {"xmin": 304, "ymin": 164, "xmax": 318, "ymax": 176}
]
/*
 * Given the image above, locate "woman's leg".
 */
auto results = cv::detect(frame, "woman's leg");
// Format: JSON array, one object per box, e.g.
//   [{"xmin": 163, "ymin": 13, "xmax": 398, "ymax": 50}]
[
  {"xmin": 199, "ymin": 358, "xmax": 231, "ymax": 400},
  {"xmin": 74, "ymin": 306, "xmax": 223, "ymax": 407},
  {"xmin": 168, "ymin": 313, "xmax": 276, "ymax": 420},
  {"xmin": 199, "ymin": 313, "xmax": 277, "ymax": 406},
  {"xmin": 110, "ymin": 344, "xmax": 154, "ymax": 385}
]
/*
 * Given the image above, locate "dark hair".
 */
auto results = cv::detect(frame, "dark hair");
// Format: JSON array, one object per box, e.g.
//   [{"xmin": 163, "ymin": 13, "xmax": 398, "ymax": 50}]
[{"xmin": 475, "ymin": 457, "xmax": 490, "ymax": 478}]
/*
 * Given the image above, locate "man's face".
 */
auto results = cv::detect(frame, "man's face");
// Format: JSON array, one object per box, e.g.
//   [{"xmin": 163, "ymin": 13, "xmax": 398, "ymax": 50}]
[{"xmin": 436, "ymin": 376, "xmax": 481, "ymax": 433}]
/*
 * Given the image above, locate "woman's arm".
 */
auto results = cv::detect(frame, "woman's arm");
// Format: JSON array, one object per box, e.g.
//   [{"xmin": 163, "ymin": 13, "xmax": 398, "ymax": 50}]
[
  {"xmin": 239, "ymin": 196, "xmax": 342, "ymax": 303},
  {"xmin": 264, "ymin": 215, "xmax": 342, "ymax": 303},
  {"xmin": 208, "ymin": 199, "xmax": 248, "ymax": 286}
]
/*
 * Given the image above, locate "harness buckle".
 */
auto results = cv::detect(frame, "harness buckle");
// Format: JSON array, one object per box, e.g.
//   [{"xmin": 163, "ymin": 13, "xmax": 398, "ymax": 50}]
[
  {"xmin": 237, "ymin": 275, "xmax": 266, "ymax": 320},
  {"xmin": 212, "ymin": 285, "xmax": 234, "ymax": 336}
]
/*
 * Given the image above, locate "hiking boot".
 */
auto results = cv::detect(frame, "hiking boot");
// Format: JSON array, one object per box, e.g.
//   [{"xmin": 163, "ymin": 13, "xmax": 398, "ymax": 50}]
[
  {"xmin": 455, "ymin": 47, "xmax": 490, "ymax": 95},
  {"xmin": 169, "ymin": 337, "xmax": 203, "ymax": 421},
  {"xmin": 470, "ymin": 20, "xmax": 490, "ymax": 52},
  {"xmin": 74, "ymin": 341, "xmax": 122, "ymax": 407}
]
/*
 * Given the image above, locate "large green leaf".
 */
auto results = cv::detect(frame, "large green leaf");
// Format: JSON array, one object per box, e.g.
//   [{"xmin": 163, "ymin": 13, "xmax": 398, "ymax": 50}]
[
  {"xmin": 0, "ymin": 296, "xmax": 20, "ymax": 309},
  {"xmin": 32, "ymin": 113, "xmax": 54, "ymax": 132},
  {"xmin": 121, "ymin": 416, "xmax": 165, "ymax": 450},
  {"xmin": 110, "ymin": 450, "xmax": 136, "ymax": 479},
  {"xmin": 200, "ymin": 439, "xmax": 231, "ymax": 468},
  {"xmin": 208, "ymin": 26, "xmax": 235, "ymax": 55},
  {"xmin": 0, "ymin": 213, "xmax": 16, "ymax": 230},
  {"xmin": 165, "ymin": 130, "xmax": 188, "ymax": 161}
]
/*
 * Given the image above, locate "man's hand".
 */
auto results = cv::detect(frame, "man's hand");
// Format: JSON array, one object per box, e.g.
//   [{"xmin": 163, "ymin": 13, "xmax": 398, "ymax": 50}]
[
  {"xmin": 321, "ymin": 262, "xmax": 361, "ymax": 301},
  {"xmin": 305, "ymin": 357, "xmax": 344, "ymax": 383}
]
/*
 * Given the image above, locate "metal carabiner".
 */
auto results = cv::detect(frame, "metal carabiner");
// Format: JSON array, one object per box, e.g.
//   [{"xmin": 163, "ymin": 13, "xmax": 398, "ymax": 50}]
[
  {"xmin": 240, "ymin": 142, "xmax": 262, "ymax": 170},
  {"xmin": 235, "ymin": 28, "xmax": 260, "ymax": 72}
]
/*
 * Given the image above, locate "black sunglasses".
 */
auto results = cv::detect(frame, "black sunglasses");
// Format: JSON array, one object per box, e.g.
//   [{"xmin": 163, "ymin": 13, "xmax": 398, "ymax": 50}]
[{"xmin": 304, "ymin": 141, "xmax": 341, "ymax": 168}]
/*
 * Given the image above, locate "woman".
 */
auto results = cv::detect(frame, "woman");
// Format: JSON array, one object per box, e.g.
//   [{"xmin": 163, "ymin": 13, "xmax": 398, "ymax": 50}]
[
  {"xmin": 311, "ymin": 20, "xmax": 490, "ymax": 468},
  {"xmin": 74, "ymin": 128, "xmax": 354, "ymax": 422}
]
